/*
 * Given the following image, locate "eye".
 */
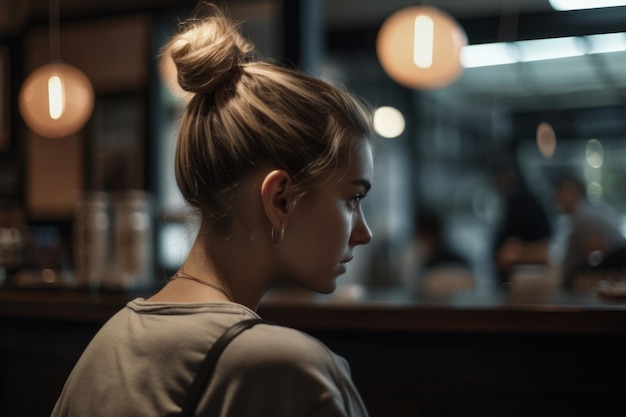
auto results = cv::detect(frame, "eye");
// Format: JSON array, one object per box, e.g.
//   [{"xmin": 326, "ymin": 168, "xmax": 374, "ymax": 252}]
[{"xmin": 348, "ymin": 192, "xmax": 366, "ymax": 209}]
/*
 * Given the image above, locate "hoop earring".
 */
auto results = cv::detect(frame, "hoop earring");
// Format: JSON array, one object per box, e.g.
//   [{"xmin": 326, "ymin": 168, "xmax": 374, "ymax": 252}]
[{"xmin": 271, "ymin": 224, "xmax": 285, "ymax": 244}]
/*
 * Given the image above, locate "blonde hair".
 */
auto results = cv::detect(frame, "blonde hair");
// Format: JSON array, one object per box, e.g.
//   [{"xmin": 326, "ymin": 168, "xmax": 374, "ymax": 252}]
[{"xmin": 163, "ymin": 9, "xmax": 372, "ymax": 234}]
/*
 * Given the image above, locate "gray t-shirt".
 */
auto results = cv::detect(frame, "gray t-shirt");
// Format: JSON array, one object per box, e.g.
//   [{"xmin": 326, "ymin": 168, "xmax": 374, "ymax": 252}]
[{"xmin": 51, "ymin": 299, "xmax": 369, "ymax": 417}]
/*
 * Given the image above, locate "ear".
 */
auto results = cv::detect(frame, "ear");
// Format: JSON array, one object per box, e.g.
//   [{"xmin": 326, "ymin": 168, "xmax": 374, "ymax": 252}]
[{"xmin": 260, "ymin": 170, "xmax": 293, "ymax": 230}]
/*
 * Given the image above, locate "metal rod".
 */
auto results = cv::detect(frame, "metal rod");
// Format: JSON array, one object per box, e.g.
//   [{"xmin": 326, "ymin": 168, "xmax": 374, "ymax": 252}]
[{"xmin": 49, "ymin": 0, "xmax": 61, "ymax": 62}]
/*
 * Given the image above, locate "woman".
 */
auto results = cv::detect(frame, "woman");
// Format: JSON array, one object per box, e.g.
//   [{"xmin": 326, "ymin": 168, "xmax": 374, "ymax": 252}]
[{"xmin": 52, "ymin": 8, "xmax": 374, "ymax": 417}]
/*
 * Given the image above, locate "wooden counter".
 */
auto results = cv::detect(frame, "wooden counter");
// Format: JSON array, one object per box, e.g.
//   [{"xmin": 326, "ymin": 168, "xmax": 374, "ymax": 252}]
[
  {"xmin": 2, "ymin": 285, "xmax": 625, "ymax": 332},
  {"xmin": 259, "ymin": 286, "xmax": 626, "ymax": 334},
  {"xmin": 1, "ymin": 285, "xmax": 625, "ymax": 417}
]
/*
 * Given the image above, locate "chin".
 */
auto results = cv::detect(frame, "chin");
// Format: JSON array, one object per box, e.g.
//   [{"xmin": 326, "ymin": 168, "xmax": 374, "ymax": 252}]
[
  {"xmin": 308, "ymin": 277, "xmax": 338, "ymax": 295},
  {"xmin": 290, "ymin": 269, "xmax": 341, "ymax": 294},
  {"xmin": 316, "ymin": 284, "xmax": 337, "ymax": 295}
]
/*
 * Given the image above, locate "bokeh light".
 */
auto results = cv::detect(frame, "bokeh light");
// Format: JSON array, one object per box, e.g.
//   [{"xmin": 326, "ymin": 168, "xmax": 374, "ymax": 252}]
[
  {"xmin": 587, "ymin": 181, "xmax": 603, "ymax": 201},
  {"xmin": 19, "ymin": 63, "xmax": 94, "ymax": 138},
  {"xmin": 585, "ymin": 138, "xmax": 604, "ymax": 168},
  {"xmin": 373, "ymin": 106, "xmax": 406, "ymax": 138},
  {"xmin": 376, "ymin": 6, "xmax": 467, "ymax": 89},
  {"xmin": 536, "ymin": 122, "xmax": 556, "ymax": 158}
]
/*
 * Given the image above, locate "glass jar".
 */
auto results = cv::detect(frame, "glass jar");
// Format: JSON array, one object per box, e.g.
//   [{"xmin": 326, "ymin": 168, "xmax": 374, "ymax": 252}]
[
  {"xmin": 110, "ymin": 190, "xmax": 154, "ymax": 290},
  {"xmin": 73, "ymin": 192, "xmax": 112, "ymax": 289}
]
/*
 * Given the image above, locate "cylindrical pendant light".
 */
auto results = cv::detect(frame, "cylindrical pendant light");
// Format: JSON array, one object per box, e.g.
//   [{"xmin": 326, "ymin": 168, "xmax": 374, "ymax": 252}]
[
  {"xmin": 19, "ymin": 0, "xmax": 94, "ymax": 138},
  {"xmin": 377, "ymin": 6, "xmax": 467, "ymax": 90}
]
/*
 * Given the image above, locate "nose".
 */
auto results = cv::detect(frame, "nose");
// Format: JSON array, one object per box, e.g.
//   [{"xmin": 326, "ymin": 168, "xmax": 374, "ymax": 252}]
[{"xmin": 351, "ymin": 213, "xmax": 372, "ymax": 246}]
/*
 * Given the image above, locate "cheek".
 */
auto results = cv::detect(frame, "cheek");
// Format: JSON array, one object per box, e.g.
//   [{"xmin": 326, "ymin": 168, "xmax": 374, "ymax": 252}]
[{"xmin": 302, "ymin": 204, "xmax": 350, "ymax": 257}]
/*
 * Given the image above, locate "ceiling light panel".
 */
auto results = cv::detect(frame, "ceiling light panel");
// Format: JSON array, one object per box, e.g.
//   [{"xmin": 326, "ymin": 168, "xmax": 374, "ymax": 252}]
[
  {"xmin": 516, "ymin": 37, "xmax": 586, "ymax": 62},
  {"xmin": 586, "ymin": 32, "xmax": 626, "ymax": 54},
  {"xmin": 549, "ymin": 0, "xmax": 626, "ymax": 11},
  {"xmin": 461, "ymin": 43, "xmax": 518, "ymax": 68}
]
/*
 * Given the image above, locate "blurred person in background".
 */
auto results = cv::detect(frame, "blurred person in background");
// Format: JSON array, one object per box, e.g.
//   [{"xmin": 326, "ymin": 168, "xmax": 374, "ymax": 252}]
[
  {"xmin": 414, "ymin": 208, "xmax": 469, "ymax": 271},
  {"xmin": 554, "ymin": 174, "xmax": 626, "ymax": 291},
  {"xmin": 401, "ymin": 207, "xmax": 473, "ymax": 299},
  {"xmin": 491, "ymin": 158, "xmax": 552, "ymax": 287}
]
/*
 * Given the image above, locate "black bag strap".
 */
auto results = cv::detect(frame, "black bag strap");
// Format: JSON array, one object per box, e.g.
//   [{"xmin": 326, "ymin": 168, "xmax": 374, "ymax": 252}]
[{"xmin": 180, "ymin": 318, "xmax": 273, "ymax": 417}]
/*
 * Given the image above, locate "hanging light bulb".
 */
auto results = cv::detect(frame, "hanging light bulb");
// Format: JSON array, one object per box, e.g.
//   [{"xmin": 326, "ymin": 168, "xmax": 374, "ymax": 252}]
[
  {"xmin": 18, "ymin": 0, "xmax": 94, "ymax": 138},
  {"xmin": 413, "ymin": 15, "xmax": 434, "ymax": 68},
  {"xmin": 377, "ymin": 6, "xmax": 467, "ymax": 90},
  {"xmin": 19, "ymin": 63, "xmax": 94, "ymax": 138},
  {"xmin": 48, "ymin": 75, "xmax": 64, "ymax": 119}
]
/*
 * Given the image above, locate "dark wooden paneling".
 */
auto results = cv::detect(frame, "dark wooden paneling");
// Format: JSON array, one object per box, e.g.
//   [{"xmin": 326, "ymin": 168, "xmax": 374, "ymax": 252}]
[
  {"xmin": 0, "ymin": 318, "xmax": 101, "ymax": 417},
  {"xmin": 308, "ymin": 330, "xmax": 626, "ymax": 417}
]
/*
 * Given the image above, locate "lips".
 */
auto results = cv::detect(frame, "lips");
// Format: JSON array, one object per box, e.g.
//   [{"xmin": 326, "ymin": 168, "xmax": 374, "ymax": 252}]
[{"xmin": 340, "ymin": 256, "xmax": 353, "ymax": 264}]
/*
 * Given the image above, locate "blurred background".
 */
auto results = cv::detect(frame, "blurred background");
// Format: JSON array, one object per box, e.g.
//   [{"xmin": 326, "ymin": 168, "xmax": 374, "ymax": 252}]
[{"xmin": 1, "ymin": 0, "xmax": 625, "ymax": 297}]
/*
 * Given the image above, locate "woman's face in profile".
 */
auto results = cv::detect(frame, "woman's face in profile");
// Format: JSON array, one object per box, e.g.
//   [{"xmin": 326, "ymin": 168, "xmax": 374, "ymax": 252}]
[{"xmin": 278, "ymin": 140, "xmax": 374, "ymax": 293}]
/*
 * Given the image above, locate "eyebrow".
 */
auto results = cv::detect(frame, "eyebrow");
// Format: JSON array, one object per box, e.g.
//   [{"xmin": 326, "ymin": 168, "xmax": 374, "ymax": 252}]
[{"xmin": 352, "ymin": 179, "xmax": 371, "ymax": 192}]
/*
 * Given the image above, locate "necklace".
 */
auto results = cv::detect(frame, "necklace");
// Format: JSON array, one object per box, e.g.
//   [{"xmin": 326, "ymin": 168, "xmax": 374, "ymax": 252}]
[{"xmin": 170, "ymin": 267, "xmax": 234, "ymax": 302}]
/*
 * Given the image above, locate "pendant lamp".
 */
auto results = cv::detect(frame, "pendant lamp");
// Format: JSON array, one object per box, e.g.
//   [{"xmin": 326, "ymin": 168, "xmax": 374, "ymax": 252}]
[
  {"xmin": 376, "ymin": 6, "xmax": 467, "ymax": 90},
  {"xmin": 19, "ymin": 0, "xmax": 94, "ymax": 138}
]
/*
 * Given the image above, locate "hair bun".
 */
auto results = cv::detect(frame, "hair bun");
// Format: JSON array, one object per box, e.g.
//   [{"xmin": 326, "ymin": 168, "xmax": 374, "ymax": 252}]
[{"xmin": 166, "ymin": 14, "xmax": 253, "ymax": 95}]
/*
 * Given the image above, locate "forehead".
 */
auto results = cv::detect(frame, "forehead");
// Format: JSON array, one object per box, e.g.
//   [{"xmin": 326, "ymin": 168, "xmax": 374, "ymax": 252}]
[
  {"xmin": 345, "ymin": 140, "xmax": 373, "ymax": 178},
  {"xmin": 325, "ymin": 140, "xmax": 373, "ymax": 187}
]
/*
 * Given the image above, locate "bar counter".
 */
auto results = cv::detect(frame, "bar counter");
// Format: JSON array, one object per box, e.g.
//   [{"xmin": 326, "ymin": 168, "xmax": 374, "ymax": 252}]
[
  {"xmin": 1, "ymin": 284, "xmax": 625, "ymax": 332},
  {"xmin": 1, "ymin": 284, "xmax": 626, "ymax": 417}
]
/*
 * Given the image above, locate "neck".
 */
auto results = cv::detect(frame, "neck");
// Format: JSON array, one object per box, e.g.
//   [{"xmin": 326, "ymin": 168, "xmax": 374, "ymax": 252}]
[
  {"xmin": 172, "ymin": 267, "xmax": 234, "ymax": 302},
  {"xmin": 176, "ymin": 228, "xmax": 274, "ymax": 309}
]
